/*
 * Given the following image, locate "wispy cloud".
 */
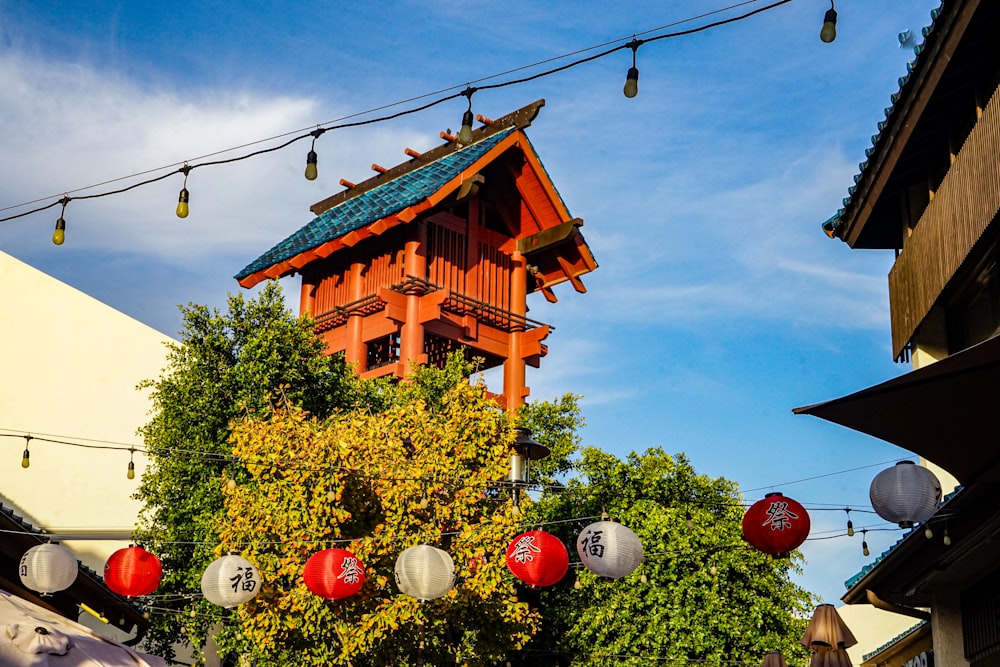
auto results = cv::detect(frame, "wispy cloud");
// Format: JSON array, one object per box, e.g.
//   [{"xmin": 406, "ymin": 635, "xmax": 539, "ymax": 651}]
[{"xmin": 0, "ymin": 51, "xmax": 441, "ymax": 266}]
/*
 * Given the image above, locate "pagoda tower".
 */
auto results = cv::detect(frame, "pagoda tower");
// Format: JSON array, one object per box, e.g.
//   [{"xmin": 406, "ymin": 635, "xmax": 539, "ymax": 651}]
[{"xmin": 235, "ymin": 100, "xmax": 597, "ymax": 410}]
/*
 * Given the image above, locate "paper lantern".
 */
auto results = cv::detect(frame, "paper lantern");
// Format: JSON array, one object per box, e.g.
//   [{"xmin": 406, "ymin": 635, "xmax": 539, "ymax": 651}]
[
  {"xmin": 104, "ymin": 546, "xmax": 162, "ymax": 598},
  {"xmin": 743, "ymin": 492, "xmax": 810, "ymax": 557},
  {"xmin": 576, "ymin": 521, "xmax": 643, "ymax": 578},
  {"xmin": 303, "ymin": 548, "xmax": 365, "ymax": 600},
  {"xmin": 19, "ymin": 543, "xmax": 78, "ymax": 595},
  {"xmin": 870, "ymin": 461, "xmax": 941, "ymax": 528},
  {"xmin": 201, "ymin": 554, "xmax": 261, "ymax": 608},
  {"xmin": 394, "ymin": 544, "xmax": 455, "ymax": 601},
  {"xmin": 506, "ymin": 530, "xmax": 569, "ymax": 587}
]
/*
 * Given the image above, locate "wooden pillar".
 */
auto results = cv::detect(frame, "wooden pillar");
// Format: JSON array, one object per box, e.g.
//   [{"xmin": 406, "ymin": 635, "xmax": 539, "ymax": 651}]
[
  {"xmin": 299, "ymin": 274, "xmax": 317, "ymax": 317},
  {"xmin": 503, "ymin": 249, "xmax": 528, "ymax": 410},
  {"xmin": 344, "ymin": 261, "xmax": 366, "ymax": 369},
  {"xmin": 465, "ymin": 198, "xmax": 480, "ymax": 300},
  {"xmin": 400, "ymin": 221, "xmax": 427, "ymax": 376}
]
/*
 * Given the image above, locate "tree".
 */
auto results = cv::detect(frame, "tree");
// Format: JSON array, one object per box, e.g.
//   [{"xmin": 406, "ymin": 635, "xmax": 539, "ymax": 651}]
[
  {"xmin": 518, "ymin": 447, "xmax": 815, "ymax": 666},
  {"xmin": 213, "ymin": 356, "xmax": 538, "ymax": 666},
  {"xmin": 133, "ymin": 282, "xmax": 379, "ymax": 659}
]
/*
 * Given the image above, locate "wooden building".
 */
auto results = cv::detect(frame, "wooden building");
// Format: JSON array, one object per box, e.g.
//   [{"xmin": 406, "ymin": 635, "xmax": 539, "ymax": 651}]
[
  {"xmin": 236, "ymin": 100, "xmax": 597, "ymax": 409},
  {"xmin": 797, "ymin": 1, "xmax": 1000, "ymax": 665}
]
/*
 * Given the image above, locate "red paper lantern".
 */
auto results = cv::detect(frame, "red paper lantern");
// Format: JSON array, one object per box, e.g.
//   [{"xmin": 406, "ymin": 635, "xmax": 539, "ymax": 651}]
[
  {"xmin": 742, "ymin": 492, "xmax": 810, "ymax": 557},
  {"xmin": 506, "ymin": 530, "xmax": 569, "ymax": 587},
  {"xmin": 104, "ymin": 546, "xmax": 162, "ymax": 597},
  {"xmin": 303, "ymin": 548, "xmax": 365, "ymax": 600}
]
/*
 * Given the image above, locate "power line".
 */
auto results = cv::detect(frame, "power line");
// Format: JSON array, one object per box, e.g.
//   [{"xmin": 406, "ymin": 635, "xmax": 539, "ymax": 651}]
[{"xmin": 0, "ymin": 0, "xmax": 796, "ymax": 224}]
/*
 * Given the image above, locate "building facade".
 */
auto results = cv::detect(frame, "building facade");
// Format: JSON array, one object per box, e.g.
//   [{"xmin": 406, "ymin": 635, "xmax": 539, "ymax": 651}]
[
  {"xmin": 0, "ymin": 250, "xmax": 172, "ymax": 641},
  {"xmin": 799, "ymin": 1, "xmax": 1000, "ymax": 665},
  {"xmin": 236, "ymin": 100, "xmax": 597, "ymax": 410}
]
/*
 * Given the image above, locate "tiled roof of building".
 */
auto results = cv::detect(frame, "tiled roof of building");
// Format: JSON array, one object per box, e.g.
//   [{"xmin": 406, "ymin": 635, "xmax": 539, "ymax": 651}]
[
  {"xmin": 0, "ymin": 502, "xmax": 107, "ymax": 589},
  {"xmin": 822, "ymin": 3, "xmax": 945, "ymax": 234},
  {"xmin": 235, "ymin": 127, "xmax": 515, "ymax": 281},
  {"xmin": 843, "ymin": 485, "xmax": 962, "ymax": 591},
  {"xmin": 861, "ymin": 620, "xmax": 927, "ymax": 661}
]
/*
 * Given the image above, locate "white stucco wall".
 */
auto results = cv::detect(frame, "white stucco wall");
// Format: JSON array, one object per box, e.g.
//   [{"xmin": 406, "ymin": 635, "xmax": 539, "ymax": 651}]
[
  {"xmin": 0, "ymin": 251, "xmax": 172, "ymax": 572},
  {"xmin": 838, "ymin": 604, "xmax": 926, "ymax": 666}
]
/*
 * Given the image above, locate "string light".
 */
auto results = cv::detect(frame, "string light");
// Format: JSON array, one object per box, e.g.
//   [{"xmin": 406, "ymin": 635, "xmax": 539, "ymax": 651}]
[
  {"xmin": 0, "ymin": 0, "xmax": 798, "ymax": 238},
  {"xmin": 457, "ymin": 87, "xmax": 477, "ymax": 145},
  {"xmin": 20, "ymin": 435, "xmax": 31, "ymax": 469},
  {"xmin": 51, "ymin": 197, "xmax": 69, "ymax": 245},
  {"xmin": 924, "ymin": 525, "xmax": 933, "ymax": 539},
  {"xmin": 127, "ymin": 447, "xmax": 136, "ymax": 480},
  {"xmin": 623, "ymin": 38, "xmax": 643, "ymax": 98},
  {"xmin": 176, "ymin": 165, "xmax": 191, "ymax": 218},
  {"xmin": 943, "ymin": 526, "xmax": 951, "ymax": 546},
  {"xmin": 861, "ymin": 529, "xmax": 869, "ymax": 557},
  {"xmin": 304, "ymin": 129, "xmax": 325, "ymax": 181},
  {"xmin": 845, "ymin": 508, "xmax": 854, "ymax": 537},
  {"xmin": 820, "ymin": 0, "xmax": 837, "ymax": 43}
]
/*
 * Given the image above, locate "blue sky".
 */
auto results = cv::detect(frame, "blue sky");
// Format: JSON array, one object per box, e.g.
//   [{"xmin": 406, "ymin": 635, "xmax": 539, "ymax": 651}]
[{"xmin": 0, "ymin": 1, "xmax": 942, "ymax": 606}]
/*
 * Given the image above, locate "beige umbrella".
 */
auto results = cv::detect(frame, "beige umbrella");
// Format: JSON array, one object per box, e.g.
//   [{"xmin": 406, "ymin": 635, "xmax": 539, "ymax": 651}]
[
  {"xmin": 761, "ymin": 651, "xmax": 789, "ymax": 667},
  {"xmin": 0, "ymin": 589, "xmax": 166, "ymax": 667},
  {"xmin": 801, "ymin": 604, "xmax": 857, "ymax": 667}
]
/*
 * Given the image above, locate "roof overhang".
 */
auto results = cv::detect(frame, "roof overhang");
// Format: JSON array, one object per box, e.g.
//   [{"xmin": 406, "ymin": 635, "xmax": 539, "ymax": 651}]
[
  {"xmin": 840, "ymin": 481, "xmax": 1000, "ymax": 608},
  {"xmin": 833, "ymin": 0, "xmax": 986, "ymax": 249},
  {"xmin": 237, "ymin": 100, "xmax": 587, "ymax": 289},
  {"xmin": 793, "ymin": 333, "xmax": 1000, "ymax": 487},
  {"xmin": 0, "ymin": 506, "xmax": 149, "ymax": 638}
]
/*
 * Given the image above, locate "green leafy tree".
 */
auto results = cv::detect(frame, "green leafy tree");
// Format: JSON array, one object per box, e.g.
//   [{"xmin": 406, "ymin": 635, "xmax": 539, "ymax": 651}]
[
  {"xmin": 519, "ymin": 447, "xmax": 815, "ymax": 667},
  {"xmin": 133, "ymin": 282, "xmax": 379, "ymax": 659},
  {"xmin": 214, "ymin": 355, "xmax": 538, "ymax": 666}
]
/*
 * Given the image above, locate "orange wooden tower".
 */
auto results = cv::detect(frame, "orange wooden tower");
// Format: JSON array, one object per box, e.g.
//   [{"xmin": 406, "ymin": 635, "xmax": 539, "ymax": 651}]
[{"xmin": 235, "ymin": 100, "xmax": 597, "ymax": 410}]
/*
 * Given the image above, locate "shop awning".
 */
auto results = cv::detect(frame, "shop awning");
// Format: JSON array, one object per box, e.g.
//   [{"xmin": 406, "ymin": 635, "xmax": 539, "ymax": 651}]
[{"xmin": 793, "ymin": 334, "xmax": 1000, "ymax": 486}]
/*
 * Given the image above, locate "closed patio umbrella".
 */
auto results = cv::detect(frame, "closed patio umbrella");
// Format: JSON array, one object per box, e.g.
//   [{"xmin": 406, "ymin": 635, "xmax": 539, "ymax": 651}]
[
  {"xmin": 761, "ymin": 651, "xmax": 789, "ymax": 667},
  {"xmin": 801, "ymin": 604, "xmax": 857, "ymax": 667},
  {"xmin": 0, "ymin": 589, "xmax": 166, "ymax": 667}
]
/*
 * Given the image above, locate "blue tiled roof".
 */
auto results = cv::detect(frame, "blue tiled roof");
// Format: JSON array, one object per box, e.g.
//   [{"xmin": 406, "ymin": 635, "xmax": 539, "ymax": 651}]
[
  {"xmin": 823, "ymin": 2, "xmax": 944, "ymax": 234},
  {"xmin": 843, "ymin": 485, "xmax": 963, "ymax": 591},
  {"xmin": 236, "ymin": 128, "xmax": 515, "ymax": 281}
]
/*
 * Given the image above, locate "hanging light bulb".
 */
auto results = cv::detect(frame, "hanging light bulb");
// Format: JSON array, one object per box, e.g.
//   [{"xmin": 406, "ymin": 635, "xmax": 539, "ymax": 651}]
[
  {"xmin": 176, "ymin": 166, "xmax": 190, "ymax": 218},
  {"xmin": 924, "ymin": 526, "xmax": 934, "ymax": 539},
  {"xmin": 52, "ymin": 217, "xmax": 66, "ymax": 245},
  {"xmin": 21, "ymin": 435, "xmax": 31, "ymax": 469},
  {"xmin": 457, "ymin": 87, "xmax": 476, "ymax": 145},
  {"xmin": 304, "ymin": 129, "xmax": 324, "ymax": 181},
  {"xmin": 304, "ymin": 150, "xmax": 318, "ymax": 181},
  {"xmin": 623, "ymin": 38, "xmax": 642, "ymax": 99},
  {"xmin": 127, "ymin": 448, "xmax": 136, "ymax": 480},
  {"xmin": 861, "ymin": 529, "xmax": 870, "ymax": 557},
  {"xmin": 51, "ymin": 197, "xmax": 70, "ymax": 245},
  {"xmin": 820, "ymin": 1, "xmax": 838, "ymax": 43},
  {"xmin": 943, "ymin": 527, "xmax": 952, "ymax": 546},
  {"xmin": 846, "ymin": 509, "xmax": 854, "ymax": 537}
]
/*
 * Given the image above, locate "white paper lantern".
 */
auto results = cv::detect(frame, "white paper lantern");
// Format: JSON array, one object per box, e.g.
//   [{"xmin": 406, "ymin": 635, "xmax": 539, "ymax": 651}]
[
  {"xmin": 201, "ymin": 555, "xmax": 261, "ymax": 608},
  {"xmin": 576, "ymin": 521, "xmax": 644, "ymax": 578},
  {"xmin": 19, "ymin": 543, "xmax": 78, "ymax": 595},
  {"xmin": 394, "ymin": 545, "xmax": 455, "ymax": 601},
  {"xmin": 870, "ymin": 461, "xmax": 942, "ymax": 528}
]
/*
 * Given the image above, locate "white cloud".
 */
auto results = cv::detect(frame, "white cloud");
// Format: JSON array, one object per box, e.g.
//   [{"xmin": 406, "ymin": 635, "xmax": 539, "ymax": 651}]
[{"xmin": 0, "ymin": 51, "xmax": 440, "ymax": 266}]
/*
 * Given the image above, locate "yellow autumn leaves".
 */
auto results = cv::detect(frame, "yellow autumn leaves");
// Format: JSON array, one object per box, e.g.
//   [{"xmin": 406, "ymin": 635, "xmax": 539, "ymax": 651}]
[{"xmin": 216, "ymin": 375, "xmax": 539, "ymax": 665}]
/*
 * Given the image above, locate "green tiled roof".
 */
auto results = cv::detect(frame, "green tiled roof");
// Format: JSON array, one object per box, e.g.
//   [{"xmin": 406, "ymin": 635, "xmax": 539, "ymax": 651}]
[
  {"xmin": 862, "ymin": 620, "xmax": 927, "ymax": 661},
  {"xmin": 235, "ymin": 128, "xmax": 515, "ymax": 281}
]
